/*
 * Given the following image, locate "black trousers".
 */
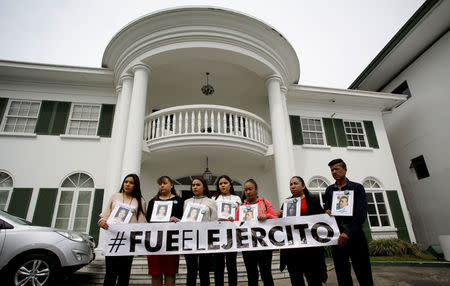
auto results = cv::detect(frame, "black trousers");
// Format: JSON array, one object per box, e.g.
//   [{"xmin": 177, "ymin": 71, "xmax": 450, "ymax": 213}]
[
  {"xmin": 331, "ymin": 230, "xmax": 373, "ymax": 286},
  {"xmin": 184, "ymin": 253, "xmax": 212, "ymax": 286},
  {"xmin": 214, "ymin": 252, "xmax": 238, "ymax": 286},
  {"xmin": 285, "ymin": 247, "xmax": 325, "ymax": 286},
  {"xmin": 242, "ymin": 250, "xmax": 274, "ymax": 286},
  {"xmin": 103, "ymin": 256, "xmax": 134, "ymax": 286}
]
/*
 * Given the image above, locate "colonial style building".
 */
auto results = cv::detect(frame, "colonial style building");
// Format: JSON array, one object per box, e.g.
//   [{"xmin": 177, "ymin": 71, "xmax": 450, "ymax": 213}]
[
  {"xmin": 350, "ymin": 0, "xmax": 450, "ymax": 249},
  {"xmin": 0, "ymin": 6, "xmax": 415, "ymax": 246}
]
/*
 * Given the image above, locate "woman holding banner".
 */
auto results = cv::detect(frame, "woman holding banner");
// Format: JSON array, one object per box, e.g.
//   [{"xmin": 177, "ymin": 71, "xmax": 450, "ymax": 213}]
[
  {"xmin": 98, "ymin": 174, "xmax": 147, "ymax": 286},
  {"xmin": 213, "ymin": 175, "xmax": 241, "ymax": 286},
  {"xmin": 278, "ymin": 176, "xmax": 327, "ymax": 286},
  {"xmin": 183, "ymin": 177, "xmax": 218, "ymax": 286},
  {"xmin": 146, "ymin": 176, "xmax": 183, "ymax": 286},
  {"xmin": 235, "ymin": 179, "xmax": 277, "ymax": 286}
]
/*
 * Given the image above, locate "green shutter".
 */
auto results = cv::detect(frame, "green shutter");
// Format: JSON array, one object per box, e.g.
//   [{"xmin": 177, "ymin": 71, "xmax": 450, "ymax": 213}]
[
  {"xmin": 89, "ymin": 189, "xmax": 104, "ymax": 246},
  {"xmin": 50, "ymin": 102, "xmax": 71, "ymax": 135},
  {"xmin": 362, "ymin": 219, "xmax": 372, "ymax": 242},
  {"xmin": 7, "ymin": 188, "xmax": 33, "ymax": 219},
  {"xmin": 363, "ymin": 121, "xmax": 379, "ymax": 149},
  {"xmin": 35, "ymin": 101, "xmax": 56, "ymax": 135},
  {"xmin": 322, "ymin": 118, "xmax": 337, "ymax": 147},
  {"xmin": 32, "ymin": 188, "xmax": 58, "ymax": 227},
  {"xmin": 0, "ymin": 97, "xmax": 8, "ymax": 125},
  {"xmin": 289, "ymin": 115, "xmax": 303, "ymax": 145},
  {"xmin": 386, "ymin": 190, "xmax": 410, "ymax": 242},
  {"xmin": 333, "ymin": 119, "xmax": 348, "ymax": 147},
  {"xmin": 97, "ymin": 104, "xmax": 115, "ymax": 137}
]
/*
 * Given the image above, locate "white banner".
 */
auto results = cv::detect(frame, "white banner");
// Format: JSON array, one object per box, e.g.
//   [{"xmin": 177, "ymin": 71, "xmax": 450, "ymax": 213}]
[{"xmin": 103, "ymin": 214, "xmax": 339, "ymax": 256}]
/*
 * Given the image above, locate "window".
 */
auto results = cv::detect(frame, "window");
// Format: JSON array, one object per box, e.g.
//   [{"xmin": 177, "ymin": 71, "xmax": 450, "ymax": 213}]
[
  {"xmin": 308, "ymin": 177, "xmax": 330, "ymax": 207},
  {"xmin": 53, "ymin": 172, "xmax": 95, "ymax": 232},
  {"xmin": 410, "ymin": 155, "xmax": 430, "ymax": 180},
  {"xmin": 66, "ymin": 104, "xmax": 101, "ymax": 136},
  {"xmin": 0, "ymin": 171, "xmax": 13, "ymax": 211},
  {"xmin": 363, "ymin": 179, "xmax": 393, "ymax": 228},
  {"xmin": 301, "ymin": 118, "xmax": 326, "ymax": 145},
  {"xmin": 343, "ymin": 120, "xmax": 367, "ymax": 147},
  {"xmin": 1, "ymin": 100, "xmax": 40, "ymax": 133}
]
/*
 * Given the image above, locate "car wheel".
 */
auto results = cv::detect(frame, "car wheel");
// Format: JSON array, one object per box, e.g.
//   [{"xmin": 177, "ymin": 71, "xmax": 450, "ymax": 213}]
[{"xmin": 11, "ymin": 253, "xmax": 57, "ymax": 286}]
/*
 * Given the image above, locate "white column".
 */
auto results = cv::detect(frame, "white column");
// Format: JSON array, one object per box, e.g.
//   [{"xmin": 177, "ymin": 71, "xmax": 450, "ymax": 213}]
[
  {"xmin": 122, "ymin": 63, "xmax": 150, "ymax": 177},
  {"xmin": 104, "ymin": 74, "xmax": 134, "ymax": 202},
  {"xmin": 266, "ymin": 75, "xmax": 295, "ymax": 204},
  {"xmin": 281, "ymin": 86, "xmax": 296, "ymax": 174}
]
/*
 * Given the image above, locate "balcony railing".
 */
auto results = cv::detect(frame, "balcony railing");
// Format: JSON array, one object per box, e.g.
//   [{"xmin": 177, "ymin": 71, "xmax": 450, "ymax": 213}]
[{"xmin": 144, "ymin": 104, "xmax": 271, "ymax": 154}]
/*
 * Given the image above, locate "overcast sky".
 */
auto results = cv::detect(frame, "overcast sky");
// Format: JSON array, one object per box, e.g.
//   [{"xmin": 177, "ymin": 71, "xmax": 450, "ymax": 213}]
[{"xmin": 0, "ymin": 0, "xmax": 425, "ymax": 88}]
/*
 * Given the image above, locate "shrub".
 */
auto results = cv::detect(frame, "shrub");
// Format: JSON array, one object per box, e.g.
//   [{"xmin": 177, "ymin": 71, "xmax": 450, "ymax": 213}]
[{"xmin": 369, "ymin": 238, "xmax": 423, "ymax": 257}]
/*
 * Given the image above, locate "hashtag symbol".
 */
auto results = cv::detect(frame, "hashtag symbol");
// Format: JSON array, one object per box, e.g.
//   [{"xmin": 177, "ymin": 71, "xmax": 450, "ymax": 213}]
[{"xmin": 108, "ymin": 231, "xmax": 126, "ymax": 253}]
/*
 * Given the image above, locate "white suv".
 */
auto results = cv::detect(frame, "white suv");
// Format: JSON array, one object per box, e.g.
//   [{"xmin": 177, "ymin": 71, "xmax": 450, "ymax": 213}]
[{"xmin": 0, "ymin": 210, "xmax": 95, "ymax": 285}]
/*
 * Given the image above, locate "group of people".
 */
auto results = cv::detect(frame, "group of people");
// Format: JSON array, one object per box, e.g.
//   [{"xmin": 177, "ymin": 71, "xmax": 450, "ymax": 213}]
[{"xmin": 97, "ymin": 158, "xmax": 373, "ymax": 286}]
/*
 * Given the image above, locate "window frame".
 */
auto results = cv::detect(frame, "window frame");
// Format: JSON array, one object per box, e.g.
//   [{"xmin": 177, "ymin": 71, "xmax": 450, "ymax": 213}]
[
  {"xmin": 343, "ymin": 120, "xmax": 369, "ymax": 148},
  {"xmin": 0, "ymin": 99, "xmax": 41, "ymax": 134},
  {"xmin": 363, "ymin": 178, "xmax": 396, "ymax": 231},
  {"xmin": 0, "ymin": 171, "xmax": 13, "ymax": 211},
  {"xmin": 51, "ymin": 173, "xmax": 95, "ymax": 233},
  {"xmin": 300, "ymin": 117, "xmax": 327, "ymax": 146},
  {"xmin": 65, "ymin": 103, "xmax": 102, "ymax": 136},
  {"xmin": 308, "ymin": 176, "xmax": 330, "ymax": 207}
]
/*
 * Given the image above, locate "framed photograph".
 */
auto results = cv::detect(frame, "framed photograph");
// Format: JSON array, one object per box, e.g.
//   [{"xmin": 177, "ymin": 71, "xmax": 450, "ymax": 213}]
[
  {"xmin": 331, "ymin": 191, "xmax": 354, "ymax": 216},
  {"xmin": 150, "ymin": 201, "xmax": 173, "ymax": 222},
  {"xmin": 181, "ymin": 203, "xmax": 205, "ymax": 222},
  {"xmin": 239, "ymin": 205, "xmax": 258, "ymax": 222},
  {"xmin": 217, "ymin": 201, "xmax": 236, "ymax": 220},
  {"xmin": 282, "ymin": 198, "xmax": 301, "ymax": 217},
  {"xmin": 107, "ymin": 203, "xmax": 134, "ymax": 224}
]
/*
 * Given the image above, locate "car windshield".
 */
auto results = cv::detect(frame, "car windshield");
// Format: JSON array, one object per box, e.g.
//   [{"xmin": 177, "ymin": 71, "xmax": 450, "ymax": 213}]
[{"xmin": 0, "ymin": 210, "xmax": 32, "ymax": 225}]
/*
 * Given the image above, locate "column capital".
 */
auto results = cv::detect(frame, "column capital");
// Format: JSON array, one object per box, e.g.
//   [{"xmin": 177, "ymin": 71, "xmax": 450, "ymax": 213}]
[
  {"xmin": 119, "ymin": 73, "xmax": 133, "ymax": 84},
  {"xmin": 280, "ymin": 85, "xmax": 288, "ymax": 95},
  {"xmin": 132, "ymin": 63, "xmax": 151, "ymax": 74},
  {"xmin": 115, "ymin": 85, "xmax": 122, "ymax": 95},
  {"xmin": 264, "ymin": 74, "xmax": 282, "ymax": 86}
]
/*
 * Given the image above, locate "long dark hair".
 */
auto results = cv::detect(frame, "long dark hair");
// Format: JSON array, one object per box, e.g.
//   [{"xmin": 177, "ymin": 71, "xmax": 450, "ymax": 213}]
[
  {"xmin": 214, "ymin": 175, "xmax": 235, "ymax": 200},
  {"xmin": 153, "ymin": 175, "xmax": 178, "ymax": 200},
  {"xmin": 191, "ymin": 176, "xmax": 210, "ymax": 197},
  {"xmin": 291, "ymin": 176, "xmax": 311, "ymax": 196},
  {"xmin": 120, "ymin": 174, "xmax": 144, "ymax": 217}
]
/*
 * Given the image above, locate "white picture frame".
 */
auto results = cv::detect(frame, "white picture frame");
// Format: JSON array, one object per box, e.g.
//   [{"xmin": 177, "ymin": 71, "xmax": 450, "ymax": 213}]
[
  {"xmin": 283, "ymin": 198, "xmax": 301, "ymax": 217},
  {"xmin": 217, "ymin": 201, "xmax": 236, "ymax": 220},
  {"xmin": 107, "ymin": 203, "xmax": 134, "ymax": 224},
  {"xmin": 331, "ymin": 190, "xmax": 354, "ymax": 216},
  {"xmin": 150, "ymin": 201, "xmax": 173, "ymax": 222},
  {"xmin": 181, "ymin": 203, "xmax": 205, "ymax": 222},
  {"xmin": 239, "ymin": 205, "xmax": 258, "ymax": 222}
]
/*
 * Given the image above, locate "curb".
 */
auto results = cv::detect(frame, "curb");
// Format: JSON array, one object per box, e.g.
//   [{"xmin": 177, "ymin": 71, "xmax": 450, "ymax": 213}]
[{"xmin": 371, "ymin": 261, "xmax": 450, "ymax": 267}]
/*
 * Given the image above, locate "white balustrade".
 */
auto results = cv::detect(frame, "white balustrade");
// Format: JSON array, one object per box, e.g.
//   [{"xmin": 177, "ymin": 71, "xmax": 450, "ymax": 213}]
[{"xmin": 144, "ymin": 104, "xmax": 272, "ymax": 147}]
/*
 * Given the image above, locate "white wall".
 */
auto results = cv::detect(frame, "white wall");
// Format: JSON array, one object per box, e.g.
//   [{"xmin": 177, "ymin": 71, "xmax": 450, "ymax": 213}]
[{"xmin": 382, "ymin": 31, "xmax": 450, "ymax": 247}]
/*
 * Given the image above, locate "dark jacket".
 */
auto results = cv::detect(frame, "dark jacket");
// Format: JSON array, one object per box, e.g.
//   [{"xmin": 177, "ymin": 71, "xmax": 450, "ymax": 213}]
[{"xmin": 146, "ymin": 196, "xmax": 184, "ymax": 222}]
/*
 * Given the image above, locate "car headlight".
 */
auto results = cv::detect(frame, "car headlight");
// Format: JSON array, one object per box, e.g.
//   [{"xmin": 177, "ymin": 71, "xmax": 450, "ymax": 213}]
[{"xmin": 56, "ymin": 230, "xmax": 84, "ymax": 242}]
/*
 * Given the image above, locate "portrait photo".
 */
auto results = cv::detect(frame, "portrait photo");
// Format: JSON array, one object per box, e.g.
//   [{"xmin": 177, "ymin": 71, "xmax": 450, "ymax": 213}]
[
  {"xmin": 181, "ymin": 203, "xmax": 205, "ymax": 222},
  {"xmin": 107, "ymin": 203, "xmax": 133, "ymax": 224},
  {"xmin": 331, "ymin": 190, "xmax": 354, "ymax": 216},
  {"xmin": 239, "ymin": 205, "xmax": 257, "ymax": 222},
  {"xmin": 217, "ymin": 201, "xmax": 236, "ymax": 220},
  {"xmin": 150, "ymin": 201, "xmax": 173, "ymax": 222},
  {"xmin": 282, "ymin": 198, "xmax": 301, "ymax": 217}
]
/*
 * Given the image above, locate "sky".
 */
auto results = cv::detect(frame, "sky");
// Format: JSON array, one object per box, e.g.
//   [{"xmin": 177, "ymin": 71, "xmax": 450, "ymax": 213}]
[{"xmin": 0, "ymin": 0, "xmax": 425, "ymax": 88}]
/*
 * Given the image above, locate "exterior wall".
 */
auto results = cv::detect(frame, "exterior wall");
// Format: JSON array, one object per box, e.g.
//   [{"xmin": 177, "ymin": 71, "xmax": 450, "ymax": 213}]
[
  {"xmin": 288, "ymin": 99, "xmax": 414, "ymax": 241},
  {"xmin": 382, "ymin": 31, "xmax": 450, "ymax": 247}
]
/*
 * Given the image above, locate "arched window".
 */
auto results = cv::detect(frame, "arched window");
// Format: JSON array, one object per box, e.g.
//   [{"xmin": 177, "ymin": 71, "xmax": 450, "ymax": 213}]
[
  {"xmin": 0, "ymin": 171, "xmax": 13, "ymax": 211},
  {"xmin": 363, "ymin": 178, "xmax": 393, "ymax": 228},
  {"xmin": 308, "ymin": 177, "xmax": 330, "ymax": 207},
  {"xmin": 53, "ymin": 172, "xmax": 95, "ymax": 233}
]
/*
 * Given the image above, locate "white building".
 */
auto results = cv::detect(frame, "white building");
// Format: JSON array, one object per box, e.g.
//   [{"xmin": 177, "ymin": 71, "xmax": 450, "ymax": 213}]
[
  {"xmin": 350, "ymin": 0, "xmax": 450, "ymax": 249},
  {"xmin": 0, "ymin": 7, "xmax": 415, "ymax": 246}
]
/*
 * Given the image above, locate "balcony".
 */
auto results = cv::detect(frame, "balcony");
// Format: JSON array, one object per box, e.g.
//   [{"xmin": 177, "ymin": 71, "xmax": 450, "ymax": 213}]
[{"xmin": 144, "ymin": 105, "xmax": 271, "ymax": 155}]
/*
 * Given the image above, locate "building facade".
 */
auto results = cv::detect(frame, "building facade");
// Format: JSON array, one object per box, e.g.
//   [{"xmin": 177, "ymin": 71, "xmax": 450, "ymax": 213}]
[
  {"xmin": 350, "ymin": 0, "xmax": 450, "ymax": 248},
  {"xmin": 0, "ymin": 7, "xmax": 415, "ymax": 246}
]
